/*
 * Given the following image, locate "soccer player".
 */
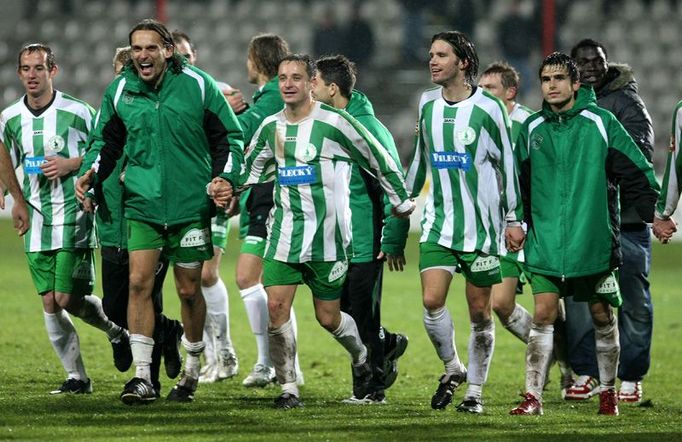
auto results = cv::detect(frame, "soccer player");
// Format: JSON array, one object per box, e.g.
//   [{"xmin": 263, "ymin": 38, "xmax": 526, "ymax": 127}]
[
  {"xmin": 240, "ymin": 54, "xmax": 414, "ymax": 409},
  {"xmin": 564, "ymin": 39, "xmax": 656, "ymax": 403},
  {"xmin": 653, "ymin": 101, "xmax": 682, "ymax": 243},
  {"xmin": 81, "ymin": 47, "xmax": 184, "ymax": 394},
  {"xmin": 77, "ymin": 19, "xmax": 244, "ymax": 404},
  {"xmin": 233, "ymin": 34, "xmax": 305, "ymax": 388},
  {"xmin": 172, "ymin": 30, "xmax": 239, "ymax": 384},
  {"xmin": 510, "ymin": 52, "xmax": 659, "ymax": 416},
  {"xmin": 0, "ymin": 43, "xmax": 126, "ymax": 394},
  {"xmin": 312, "ymin": 54, "xmax": 409, "ymax": 404},
  {"xmin": 478, "ymin": 62, "xmax": 573, "ymax": 393},
  {"xmin": 404, "ymin": 31, "xmax": 524, "ymax": 414}
]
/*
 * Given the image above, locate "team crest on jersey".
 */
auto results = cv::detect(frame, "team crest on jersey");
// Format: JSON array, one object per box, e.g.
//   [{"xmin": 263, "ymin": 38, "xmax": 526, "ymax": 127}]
[
  {"xmin": 180, "ymin": 228, "xmax": 209, "ymax": 247},
  {"xmin": 46, "ymin": 135, "xmax": 65, "ymax": 153},
  {"xmin": 531, "ymin": 134, "xmax": 543, "ymax": 150},
  {"xmin": 328, "ymin": 260, "xmax": 349, "ymax": 283},
  {"xmin": 123, "ymin": 92, "xmax": 134, "ymax": 104},
  {"xmin": 298, "ymin": 143, "xmax": 317, "ymax": 162},
  {"xmin": 455, "ymin": 127, "xmax": 476, "ymax": 145}
]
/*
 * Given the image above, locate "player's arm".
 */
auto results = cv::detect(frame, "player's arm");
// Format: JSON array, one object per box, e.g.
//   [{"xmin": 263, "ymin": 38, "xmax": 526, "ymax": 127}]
[
  {"xmin": 0, "ymin": 141, "xmax": 29, "ymax": 235},
  {"xmin": 403, "ymin": 117, "xmax": 429, "ymax": 201},
  {"xmin": 614, "ymin": 90, "xmax": 654, "ymax": 161},
  {"xmin": 204, "ymin": 77, "xmax": 245, "ymax": 187},
  {"xmin": 369, "ymin": 126, "xmax": 409, "ymax": 270},
  {"xmin": 337, "ymin": 114, "xmax": 413, "ymax": 217},
  {"xmin": 0, "ymin": 141, "xmax": 24, "ymax": 207},
  {"xmin": 653, "ymin": 103, "xmax": 682, "ymax": 243},
  {"xmin": 241, "ymin": 121, "xmax": 275, "ymax": 187},
  {"xmin": 76, "ymin": 91, "xmax": 127, "ymax": 202},
  {"xmin": 490, "ymin": 106, "xmax": 525, "ymax": 250},
  {"xmin": 605, "ymin": 114, "xmax": 660, "ymax": 223}
]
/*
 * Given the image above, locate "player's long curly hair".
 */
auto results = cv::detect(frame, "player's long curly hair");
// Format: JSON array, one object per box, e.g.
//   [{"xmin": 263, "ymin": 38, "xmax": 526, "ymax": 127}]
[
  {"xmin": 431, "ymin": 31, "xmax": 479, "ymax": 85},
  {"xmin": 128, "ymin": 18, "xmax": 184, "ymax": 74}
]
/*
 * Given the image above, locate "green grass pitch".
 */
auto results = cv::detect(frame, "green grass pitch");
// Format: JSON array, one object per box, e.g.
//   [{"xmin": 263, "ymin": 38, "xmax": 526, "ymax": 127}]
[{"xmin": 0, "ymin": 218, "xmax": 680, "ymax": 441}]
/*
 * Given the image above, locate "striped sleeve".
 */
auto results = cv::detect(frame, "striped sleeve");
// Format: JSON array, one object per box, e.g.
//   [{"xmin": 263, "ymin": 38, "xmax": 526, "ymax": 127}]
[
  {"xmin": 242, "ymin": 119, "xmax": 275, "ymax": 186},
  {"xmin": 404, "ymin": 95, "xmax": 430, "ymax": 199},
  {"xmin": 334, "ymin": 110, "xmax": 409, "ymax": 207},
  {"xmin": 656, "ymin": 101, "xmax": 682, "ymax": 218}
]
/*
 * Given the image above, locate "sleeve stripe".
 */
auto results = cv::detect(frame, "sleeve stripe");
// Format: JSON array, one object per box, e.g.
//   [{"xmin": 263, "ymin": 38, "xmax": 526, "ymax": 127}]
[{"xmin": 182, "ymin": 68, "xmax": 205, "ymax": 104}]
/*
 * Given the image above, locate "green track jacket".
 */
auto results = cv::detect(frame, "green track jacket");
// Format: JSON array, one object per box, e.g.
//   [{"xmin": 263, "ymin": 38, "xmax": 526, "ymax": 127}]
[
  {"xmin": 346, "ymin": 90, "xmax": 409, "ymax": 262},
  {"xmin": 516, "ymin": 86, "xmax": 659, "ymax": 278},
  {"xmin": 82, "ymin": 59, "xmax": 244, "ymax": 228}
]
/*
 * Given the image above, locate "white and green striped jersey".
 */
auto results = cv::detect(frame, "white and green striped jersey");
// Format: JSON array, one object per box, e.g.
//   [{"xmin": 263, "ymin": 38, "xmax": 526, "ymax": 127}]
[
  {"xmin": 510, "ymin": 102, "xmax": 534, "ymax": 142},
  {"xmin": 243, "ymin": 101, "xmax": 409, "ymax": 263},
  {"xmin": 656, "ymin": 100, "xmax": 682, "ymax": 218},
  {"xmin": 0, "ymin": 91, "xmax": 96, "ymax": 252},
  {"xmin": 404, "ymin": 87, "xmax": 522, "ymax": 255}
]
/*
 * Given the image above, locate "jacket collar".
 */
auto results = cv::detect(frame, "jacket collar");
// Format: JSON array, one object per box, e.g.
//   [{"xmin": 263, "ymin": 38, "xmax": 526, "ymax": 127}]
[{"xmin": 541, "ymin": 85, "xmax": 596, "ymax": 121}]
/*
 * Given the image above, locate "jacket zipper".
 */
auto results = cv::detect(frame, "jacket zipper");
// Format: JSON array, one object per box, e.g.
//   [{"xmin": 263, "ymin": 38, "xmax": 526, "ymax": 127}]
[
  {"xmin": 155, "ymin": 96, "xmax": 167, "ymax": 230},
  {"xmin": 559, "ymin": 116, "xmax": 566, "ymax": 281}
]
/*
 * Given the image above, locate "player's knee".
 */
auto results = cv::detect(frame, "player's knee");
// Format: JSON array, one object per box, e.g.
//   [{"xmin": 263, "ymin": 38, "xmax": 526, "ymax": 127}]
[
  {"xmin": 469, "ymin": 309, "xmax": 490, "ymax": 324},
  {"xmin": 422, "ymin": 294, "xmax": 445, "ymax": 311},
  {"xmin": 176, "ymin": 284, "xmax": 201, "ymax": 302},
  {"xmin": 236, "ymin": 273, "xmax": 255, "ymax": 290},
  {"xmin": 492, "ymin": 299, "xmax": 514, "ymax": 322},
  {"xmin": 315, "ymin": 310, "xmax": 337, "ymax": 331}
]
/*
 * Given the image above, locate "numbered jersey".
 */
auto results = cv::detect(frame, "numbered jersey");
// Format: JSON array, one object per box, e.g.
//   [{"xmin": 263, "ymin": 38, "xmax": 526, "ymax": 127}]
[
  {"xmin": 243, "ymin": 101, "xmax": 408, "ymax": 263},
  {"xmin": 404, "ymin": 87, "xmax": 521, "ymax": 255},
  {"xmin": 0, "ymin": 91, "xmax": 95, "ymax": 252}
]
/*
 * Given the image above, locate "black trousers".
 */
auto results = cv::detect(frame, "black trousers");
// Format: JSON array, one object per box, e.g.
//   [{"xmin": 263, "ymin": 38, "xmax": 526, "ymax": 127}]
[
  {"xmin": 340, "ymin": 260, "xmax": 395, "ymax": 390},
  {"xmin": 100, "ymin": 247, "xmax": 174, "ymax": 390}
]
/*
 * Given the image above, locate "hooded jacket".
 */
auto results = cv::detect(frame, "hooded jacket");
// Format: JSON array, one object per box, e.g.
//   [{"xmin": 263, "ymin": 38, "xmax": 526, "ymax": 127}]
[
  {"xmin": 516, "ymin": 85, "xmax": 659, "ymax": 278},
  {"xmin": 82, "ymin": 59, "xmax": 244, "ymax": 228},
  {"xmin": 345, "ymin": 90, "xmax": 409, "ymax": 261},
  {"xmin": 594, "ymin": 63, "xmax": 655, "ymax": 226}
]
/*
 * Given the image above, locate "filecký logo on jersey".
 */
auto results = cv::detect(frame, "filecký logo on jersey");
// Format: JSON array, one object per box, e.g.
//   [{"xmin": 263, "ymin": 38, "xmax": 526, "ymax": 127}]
[
  {"xmin": 328, "ymin": 260, "xmax": 348, "ymax": 283},
  {"xmin": 46, "ymin": 135, "xmax": 65, "ymax": 153},
  {"xmin": 455, "ymin": 127, "xmax": 476, "ymax": 145},
  {"xmin": 24, "ymin": 156, "xmax": 47, "ymax": 174},
  {"xmin": 180, "ymin": 228, "xmax": 209, "ymax": 248},
  {"xmin": 123, "ymin": 92, "xmax": 134, "ymax": 104},
  {"xmin": 431, "ymin": 151, "xmax": 472, "ymax": 171},
  {"xmin": 278, "ymin": 165, "xmax": 317, "ymax": 186},
  {"xmin": 531, "ymin": 134, "xmax": 543, "ymax": 150}
]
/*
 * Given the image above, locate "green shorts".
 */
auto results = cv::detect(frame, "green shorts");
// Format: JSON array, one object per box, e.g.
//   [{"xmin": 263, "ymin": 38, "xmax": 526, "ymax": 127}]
[
  {"xmin": 262, "ymin": 258, "xmax": 348, "ymax": 300},
  {"xmin": 526, "ymin": 270, "xmax": 622, "ymax": 307},
  {"xmin": 240, "ymin": 235, "xmax": 267, "ymax": 257},
  {"xmin": 500, "ymin": 254, "xmax": 524, "ymax": 279},
  {"xmin": 211, "ymin": 210, "xmax": 231, "ymax": 252},
  {"xmin": 127, "ymin": 219, "xmax": 213, "ymax": 264},
  {"xmin": 26, "ymin": 249, "xmax": 95, "ymax": 296},
  {"xmin": 419, "ymin": 241, "xmax": 501, "ymax": 287}
]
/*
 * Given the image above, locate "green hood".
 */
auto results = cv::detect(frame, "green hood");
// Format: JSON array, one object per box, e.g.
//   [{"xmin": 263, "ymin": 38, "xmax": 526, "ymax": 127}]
[
  {"xmin": 346, "ymin": 90, "xmax": 375, "ymax": 119},
  {"xmin": 541, "ymin": 85, "xmax": 597, "ymax": 121}
]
